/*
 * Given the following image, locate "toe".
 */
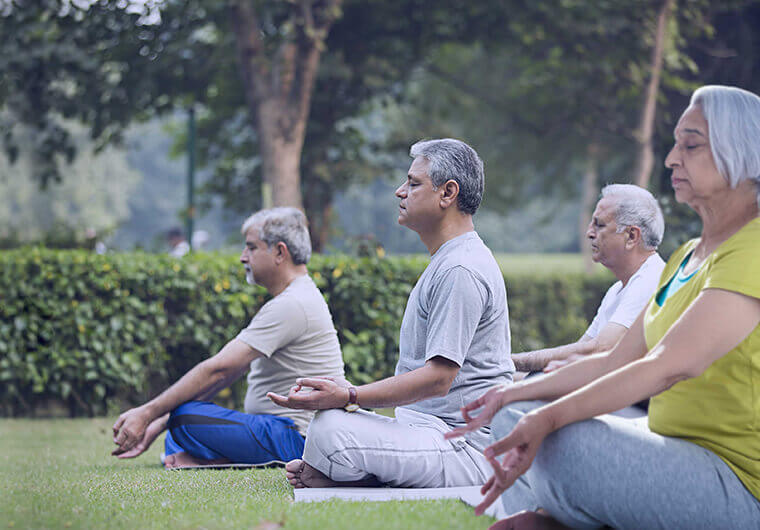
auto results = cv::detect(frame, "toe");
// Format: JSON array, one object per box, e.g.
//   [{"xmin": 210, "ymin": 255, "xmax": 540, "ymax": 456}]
[{"xmin": 285, "ymin": 459, "xmax": 305, "ymax": 473}]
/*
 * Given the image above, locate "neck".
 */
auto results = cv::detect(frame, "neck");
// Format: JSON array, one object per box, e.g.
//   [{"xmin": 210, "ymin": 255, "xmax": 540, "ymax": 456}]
[
  {"xmin": 418, "ymin": 214, "xmax": 475, "ymax": 255},
  {"xmin": 612, "ymin": 250, "xmax": 656, "ymax": 287},
  {"xmin": 693, "ymin": 187, "xmax": 758, "ymax": 253},
  {"xmin": 266, "ymin": 265, "xmax": 308, "ymax": 297}
]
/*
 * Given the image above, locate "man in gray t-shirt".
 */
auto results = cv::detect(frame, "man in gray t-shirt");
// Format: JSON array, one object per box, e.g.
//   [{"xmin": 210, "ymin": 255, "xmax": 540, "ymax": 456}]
[
  {"xmin": 111, "ymin": 208, "xmax": 344, "ymax": 468},
  {"xmin": 398, "ymin": 231, "xmax": 512, "ymax": 450},
  {"xmin": 270, "ymin": 139, "xmax": 513, "ymax": 488}
]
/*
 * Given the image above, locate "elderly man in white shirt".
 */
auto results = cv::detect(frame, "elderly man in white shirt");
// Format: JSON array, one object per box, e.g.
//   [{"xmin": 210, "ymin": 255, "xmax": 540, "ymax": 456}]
[{"xmin": 513, "ymin": 184, "xmax": 666, "ymax": 375}]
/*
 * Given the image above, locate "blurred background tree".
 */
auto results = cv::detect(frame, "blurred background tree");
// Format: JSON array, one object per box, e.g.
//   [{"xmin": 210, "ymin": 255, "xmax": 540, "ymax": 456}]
[{"xmin": 1, "ymin": 0, "xmax": 759, "ymax": 255}]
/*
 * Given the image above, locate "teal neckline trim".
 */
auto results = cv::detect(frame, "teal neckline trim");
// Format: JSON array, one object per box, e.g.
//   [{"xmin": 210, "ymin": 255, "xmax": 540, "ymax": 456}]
[{"xmin": 655, "ymin": 250, "xmax": 699, "ymax": 307}]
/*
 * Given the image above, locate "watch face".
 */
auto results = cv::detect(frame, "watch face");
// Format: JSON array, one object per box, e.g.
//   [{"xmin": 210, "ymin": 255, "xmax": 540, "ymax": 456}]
[{"xmin": 344, "ymin": 403, "xmax": 360, "ymax": 412}]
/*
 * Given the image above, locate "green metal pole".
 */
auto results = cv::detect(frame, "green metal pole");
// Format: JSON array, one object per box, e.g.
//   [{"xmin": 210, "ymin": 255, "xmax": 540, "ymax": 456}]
[{"xmin": 186, "ymin": 106, "xmax": 196, "ymax": 251}]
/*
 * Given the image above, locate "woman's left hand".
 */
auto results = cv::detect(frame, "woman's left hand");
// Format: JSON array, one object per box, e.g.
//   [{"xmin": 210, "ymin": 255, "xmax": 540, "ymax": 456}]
[{"xmin": 475, "ymin": 411, "xmax": 553, "ymax": 516}]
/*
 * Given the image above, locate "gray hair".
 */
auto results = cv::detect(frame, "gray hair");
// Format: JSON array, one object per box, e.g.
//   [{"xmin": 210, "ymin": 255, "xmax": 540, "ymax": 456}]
[
  {"xmin": 601, "ymin": 184, "xmax": 664, "ymax": 250},
  {"xmin": 689, "ymin": 85, "xmax": 760, "ymax": 207},
  {"xmin": 241, "ymin": 207, "xmax": 312, "ymax": 265},
  {"xmin": 409, "ymin": 138, "xmax": 484, "ymax": 215}
]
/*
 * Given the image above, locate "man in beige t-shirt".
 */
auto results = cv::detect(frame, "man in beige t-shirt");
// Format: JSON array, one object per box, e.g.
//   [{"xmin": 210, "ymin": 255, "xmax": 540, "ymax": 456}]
[
  {"xmin": 111, "ymin": 208, "xmax": 344, "ymax": 468},
  {"xmin": 238, "ymin": 273, "xmax": 345, "ymax": 434}
]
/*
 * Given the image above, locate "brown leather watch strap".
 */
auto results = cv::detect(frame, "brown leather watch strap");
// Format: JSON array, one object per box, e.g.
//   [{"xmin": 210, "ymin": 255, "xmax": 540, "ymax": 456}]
[{"xmin": 347, "ymin": 386, "xmax": 358, "ymax": 406}]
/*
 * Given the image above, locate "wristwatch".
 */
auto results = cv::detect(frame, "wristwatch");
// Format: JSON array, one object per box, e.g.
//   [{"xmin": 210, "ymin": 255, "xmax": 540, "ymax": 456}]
[{"xmin": 344, "ymin": 386, "xmax": 360, "ymax": 412}]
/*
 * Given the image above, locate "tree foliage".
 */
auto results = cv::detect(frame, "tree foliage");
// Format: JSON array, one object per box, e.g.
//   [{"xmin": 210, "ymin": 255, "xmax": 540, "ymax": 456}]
[
  {"xmin": 0, "ymin": 120, "xmax": 141, "ymax": 245},
  {"xmin": 3, "ymin": 0, "xmax": 760, "ymax": 252},
  {"xmin": 0, "ymin": 0, "xmax": 214, "ymax": 186}
]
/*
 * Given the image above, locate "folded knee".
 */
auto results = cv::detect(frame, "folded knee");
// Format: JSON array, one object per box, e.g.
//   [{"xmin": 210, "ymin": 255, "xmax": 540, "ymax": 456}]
[
  {"xmin": 305, "ymin": 409, "xmax": 346, "ymax": 446},
  {"xmin": 171, "ymin": 400, "xmax": 205, "ymax": 417},
  {"xmin": 528, "ymin": 420, "xmax": 610, "ymax": 515},
  {"xmin": 491, "ymin": 400, "xmax": 546, "ymax": 441}
]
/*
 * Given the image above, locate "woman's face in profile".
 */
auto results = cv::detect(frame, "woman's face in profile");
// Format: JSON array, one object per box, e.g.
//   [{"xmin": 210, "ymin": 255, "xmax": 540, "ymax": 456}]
[{"xmin": 664, "ymin": 105, "xmax": 726, "ymax": 206}]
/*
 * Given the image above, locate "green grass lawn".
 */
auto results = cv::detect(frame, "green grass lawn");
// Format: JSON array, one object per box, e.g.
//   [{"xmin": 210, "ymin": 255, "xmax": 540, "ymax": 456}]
[{"xmin": 0, "ymin": 418, "xmax": 494, "ymax": 529}]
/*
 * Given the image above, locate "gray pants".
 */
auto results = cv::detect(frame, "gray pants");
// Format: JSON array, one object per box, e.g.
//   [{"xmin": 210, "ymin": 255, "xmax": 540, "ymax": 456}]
[
  {"xmin": 492, "ymin": 401, "xmax": 760, "ymax": 529},
  {"xmin": 303, "ymin": 407, "xmax": 490, "ymax": 487}
]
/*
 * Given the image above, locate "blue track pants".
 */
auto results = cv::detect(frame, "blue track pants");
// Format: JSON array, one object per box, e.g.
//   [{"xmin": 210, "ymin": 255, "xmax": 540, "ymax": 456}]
[{"xmin": 164, "ymin": 401, "xmax": 305, "ymax": 464}]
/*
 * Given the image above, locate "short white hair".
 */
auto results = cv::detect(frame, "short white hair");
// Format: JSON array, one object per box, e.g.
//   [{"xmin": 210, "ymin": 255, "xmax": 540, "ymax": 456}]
[
  {"xmin": 689, "ymin": 85, "xmax": 760, "ymax": 206},
  {"xmin": 601, "ymin": 184, "xmax": 664, "ymax": 250},
  {"xmin": 241, "ymin": 207, "xmax": 311, "ymax": 265}
]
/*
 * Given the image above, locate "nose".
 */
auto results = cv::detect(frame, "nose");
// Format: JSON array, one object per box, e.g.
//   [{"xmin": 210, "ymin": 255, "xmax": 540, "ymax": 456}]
[
  {"xmin": 586, "ymin": 223, "xmax": 595, "ymax": 240},
  {"xmin": 664, "ymin": 143, "xmax": 680, "ymax": 169},
  {"xmin": 240, "ymin": 248, "xmax": 247, "ymax": 262},
  {"xmin": 395, "ymin": 181, "xmax": 407, "ymax": 198}
]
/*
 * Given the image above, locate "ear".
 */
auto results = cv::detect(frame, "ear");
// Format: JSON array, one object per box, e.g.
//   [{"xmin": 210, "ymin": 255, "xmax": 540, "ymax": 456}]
[
  {"xmin": 274, "ymin": 241, "xmax": 290, "ymax": 264},
  {"xmin": 624, "ymin": 226, "xmax": 642, "ymax": 249},
  {"xmin": 439, "ymin": 179, "xmax": 460, "ymax": 210}
]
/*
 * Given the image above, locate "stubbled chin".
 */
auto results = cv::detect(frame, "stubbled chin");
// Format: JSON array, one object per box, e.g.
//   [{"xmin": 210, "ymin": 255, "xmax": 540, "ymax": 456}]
[{"xmin": 245, "ymin": 270, "xmax": 255, "ymax": 285}]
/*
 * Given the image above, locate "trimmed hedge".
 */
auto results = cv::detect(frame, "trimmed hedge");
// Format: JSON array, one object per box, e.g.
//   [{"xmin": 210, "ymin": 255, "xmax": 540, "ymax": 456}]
[{"xmin": 0, "ymin": 248, "xmax": 611, "ymax": 416}]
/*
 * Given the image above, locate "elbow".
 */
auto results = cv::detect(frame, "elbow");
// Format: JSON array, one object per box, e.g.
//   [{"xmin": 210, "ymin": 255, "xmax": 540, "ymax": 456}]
[
  {"xmin": 430, "ymin": 373, "xmax": 456, "ymax": 398},
  {"xmin": 653, "ymin": 360, "xmax": 705, "ymax": 392},
  {"xmin": 423, "ymin": 358, "xmax": 460, "ymax": 398},
  {"xmin": 432, "ymin": 382, "xmax": 451, "ymax": 398},
  {"xmin": 201, "ymin": 358, "xmax": 233, "ymax": 387}
]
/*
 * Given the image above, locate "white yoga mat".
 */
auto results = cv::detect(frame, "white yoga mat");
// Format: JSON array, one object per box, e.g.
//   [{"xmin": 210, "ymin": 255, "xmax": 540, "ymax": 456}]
[
  {"xmin": 165, "ymin": 460, "xmax": 286, "ymax": 470},
  {"xmin": 294, "ymin": 486, "xmax": 506, "ymax": 519}
]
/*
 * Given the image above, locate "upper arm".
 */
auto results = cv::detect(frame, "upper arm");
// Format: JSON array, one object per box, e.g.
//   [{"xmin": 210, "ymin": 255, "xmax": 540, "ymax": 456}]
[
  {"xmin": 591, "ymin": 322, "xmax": 628, "ymax": 353},
  {"xmin": 206, "ymin": 338, "xmax": 262, "ymax": 379},
  {"xmin": 604, "ymin": 305, "xmax": 650, "ymax": 369},
  {"xmin": 646, "ymin": 288, "xmax": 760, "ymax": 378},
  {"xmin": 426, "ymin": 355, "xmax": 460, "ymax": 379}
]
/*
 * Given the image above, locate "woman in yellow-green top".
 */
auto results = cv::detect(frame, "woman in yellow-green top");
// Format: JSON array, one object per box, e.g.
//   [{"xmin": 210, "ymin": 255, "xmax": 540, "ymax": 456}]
[{"xmin": 446, "ymin": 85, "xmax": 760, "ymax": 530}]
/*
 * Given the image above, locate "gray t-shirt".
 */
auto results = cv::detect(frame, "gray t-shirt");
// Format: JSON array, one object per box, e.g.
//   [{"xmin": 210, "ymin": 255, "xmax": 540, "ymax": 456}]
[
  {"xmin": 396, "ymin": 231, "xmax": 514, "ymax": 451},
  {"xmin": 236, "ymin": 274, "xmax": 345, "ymax": 435}
]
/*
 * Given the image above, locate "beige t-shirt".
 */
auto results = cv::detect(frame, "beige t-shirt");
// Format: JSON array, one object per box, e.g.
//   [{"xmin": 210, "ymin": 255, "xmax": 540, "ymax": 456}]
[{"xmin": 236, "ymin": 274, "xmax": 345, "ymax": 434}]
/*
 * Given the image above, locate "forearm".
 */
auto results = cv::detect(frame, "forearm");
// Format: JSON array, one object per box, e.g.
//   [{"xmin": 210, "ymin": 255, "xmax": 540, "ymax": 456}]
[
  {"xmin": 541, "ymin": 354, "xmax": 681, "ymax": 431},
  {"xmin": 355, "ymin": 364, "xmax": 453, "ymax": 409},
  {"xmin": 503, "ymin": 349, "xmax": 622, "ymax": 404},
  {"xmin": 513, "ymin": 340, "xmax": 597, "ymax": 372},
  {"xmin": 143, "ymin": 360, "xmax": 229, "ymax": 418},
  {"xmin": 152, "ymin": 413, "xmax": 170, "ymax": 432}
]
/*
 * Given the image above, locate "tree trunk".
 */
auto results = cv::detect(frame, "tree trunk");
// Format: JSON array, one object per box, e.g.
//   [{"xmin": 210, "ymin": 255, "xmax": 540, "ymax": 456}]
[
  {"xmin": 633, "ymin": 0, "xmax": 674, "ymax": 188},
  {"xmin": 304, "ymin": 200, "xmax": 332, "ymax": 253},
  {"xmin": 257, "ymin": 98, "xmax": 306, "ymax": 209},
  {"xmin": 229, "ymin": 1, "xmax": 343, "ymax": 212},
  {"xmin": 580, "ymin": 143, "xmax": 600, "ymax": 273}
]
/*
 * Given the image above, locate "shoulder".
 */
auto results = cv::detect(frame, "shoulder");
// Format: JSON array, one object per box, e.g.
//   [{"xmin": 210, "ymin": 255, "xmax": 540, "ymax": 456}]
[
  {"xmin": 713, "ymin": 218, "xmax": 760, "ymax": 260},
  {"xmin": 628, "ymin": 254, "xmax": 666, "ymax": 287},
  {"xmin": 703, "ymin": 218, "xmax": 760, "ymax": 297},
  {"xmin": 259, "ymin": 277, "xmax": 317, "ymax": 317},
  {"xmin": 433, "ymin": 234, "xmax": 499, "ymax": 279}
]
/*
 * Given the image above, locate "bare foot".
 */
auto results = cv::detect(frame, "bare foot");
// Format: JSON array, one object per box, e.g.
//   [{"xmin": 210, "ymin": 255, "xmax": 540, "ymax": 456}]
[
  {"xmin": 285, "ymin": 459, "xmax": 339, "ymax": 488},
  {"xmin": 488, "ymin": 510, "xmax": 568, "ymax": 530},
  {"xmin": 164, "ymin": 451, "xmax": 230, "ymax": 469}
]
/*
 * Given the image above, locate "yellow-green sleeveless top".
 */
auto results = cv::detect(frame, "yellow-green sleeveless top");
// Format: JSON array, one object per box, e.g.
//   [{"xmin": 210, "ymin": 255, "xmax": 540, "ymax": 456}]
[{"xmin": 645, "ymin": 217, "xmax": 760, "ymax": 499}]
